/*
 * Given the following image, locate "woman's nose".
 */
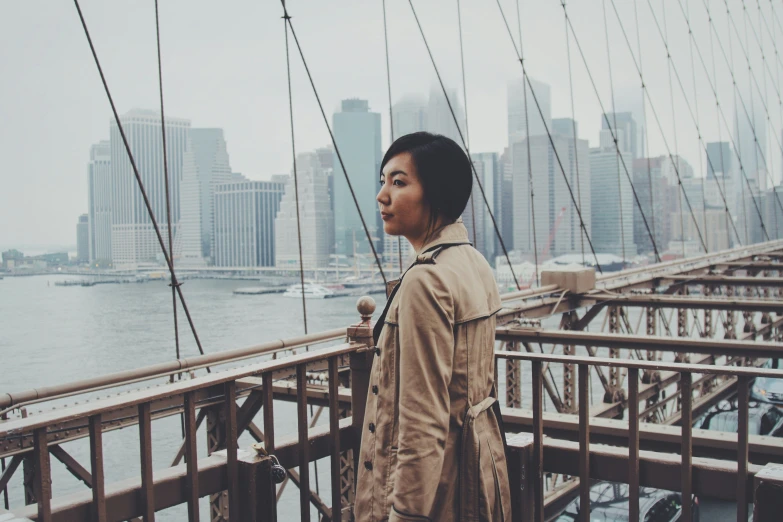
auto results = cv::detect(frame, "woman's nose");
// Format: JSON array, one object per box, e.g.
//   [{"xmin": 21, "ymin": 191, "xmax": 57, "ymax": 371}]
[{"xmin": 376, "ymin": 185, "xmax": 389, "ymax": 204}]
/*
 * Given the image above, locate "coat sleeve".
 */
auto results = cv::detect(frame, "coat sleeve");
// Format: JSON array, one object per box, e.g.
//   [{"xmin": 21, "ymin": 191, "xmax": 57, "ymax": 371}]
[{"xmin": 389, "ymin": 265, "xmax": 454, "ymax": 521}]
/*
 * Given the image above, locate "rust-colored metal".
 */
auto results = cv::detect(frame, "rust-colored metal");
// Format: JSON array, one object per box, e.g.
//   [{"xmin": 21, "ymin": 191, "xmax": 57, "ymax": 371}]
[
  {"xmin": 680, "ymin": 373, "xmax": 692, "ymax": 522},
  {"xmin": 328, "ymin": 357, "xmax": 342, "ymax": 522},
  {"xmin": 262, "ymin": 371, "xmax": 275, "ymax": 455},
  {"xmin": 627, "ymin": 367, "xmax": 639, "ymax": 522},
  {"xmin": 560, "ymin": 313, "xmax": 576, "ymax": 414},
  {"xmin": 184, "ymin": 391, "xmax": 200, "ymax": 521},
  {"xmin": 737, "ymin": 375, "xmax": 751, "ymax": 522},
  {"xmin": 505, "ymin": 341, "xmax": 522, "ymax": 408},
  {"xmin": 532, "ymin": 361, "xmax": 544, "ymax": 522},
  {"xmin": 138, "ymin": 402, "xmax": 155, "ymax": 522},
  {"xmin": 225, "ymin": 381, "xmax": 239, "ymax": 520},
  {"xmin": 577, "ymin": 364, "xmax": 589, "ymax": 522},
  {"xmin": 32, "ymin": 428, "xmax": 50, "ymax": 522},
  {"xmin": 89, "ymin": 414, "xmax": 107, "ymax": 522},
  {"xmin": 296, "ymin": 364, "xmax": 310, "ymax": 522}
]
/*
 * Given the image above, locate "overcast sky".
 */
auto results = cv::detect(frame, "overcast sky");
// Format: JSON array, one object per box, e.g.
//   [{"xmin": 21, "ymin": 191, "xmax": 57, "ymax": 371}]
[{"xmin": 1, "ymin": 0, "xmax": 781, "ymax": 248}]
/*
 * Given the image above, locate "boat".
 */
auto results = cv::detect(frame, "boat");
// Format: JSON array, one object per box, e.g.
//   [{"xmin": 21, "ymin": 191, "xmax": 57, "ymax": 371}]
[{"xmin": 282, "ymin": 282, "xmax": 335, "ymax": 299}]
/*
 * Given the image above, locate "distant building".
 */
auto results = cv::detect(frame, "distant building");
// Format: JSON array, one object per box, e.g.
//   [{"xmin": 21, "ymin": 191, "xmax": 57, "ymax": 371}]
[
  {"xmin": 213, "ymin": 179, "xmax": 285, "ymax": 267},
  {"xmin": 426, "ymin": 86, "xmax": 465, "ymax": 144},
  {"xmin": 590, "ymin": 129, "xmax": 634, "ymax": 258},
  {"xmin": 392, "ymin": 94, "xmax": 428, "ymax": 139},
  {"xmin": 76, "ymin": 214, "xmax": 89, "ymax": 264},
  {"xmin": 508, "ymin": 77, "xmax": 551, "ymax": 147},
  {"xmin": 734, "ymin": 104, "xmax": 767, "ymax": 190},
  {"xmin": 512, "ymin": 131, "xmax": 591, "ymax": 261},
  {"xmin": 602, "ymin": 112, "xmax": 638, "ymax": 159},
  {"xmin": 109, "ymin": 109, "xmax": 191, "ymax": 269},
  {"xmin": 552, "ymin": 118, "xmax": 578, "ymax": 139},
  {"xmin": 763, "ymin": 186, "xmax": 783, "ymax": 241},
  {"xmin": 332, "ymin": 99, "xmax": 382, "ymax": 257},
  {"xmin": 383, "ymin": 235, "xmax": 414, "ymax": 271},
  {"xmin": 275, "ymin": 152, "xmax": 335, "ymax": 269},
  {"xmin": 497, "ymin": 148, "xmax": 514, "ymax": 253},
  {"xmin": 633, "ymin": 157, "xmax": 674, "ymax": 255},
  {"xmin": 87, "ymin": 140, "xmax": 112, "ymax": 263},
  {"xmin": 706, "ymin": 141, "xmax": 733, "ymax": 179},
  {"xmin": 462, "ymin": 152, "xmax": 500, "ymax": 262}
]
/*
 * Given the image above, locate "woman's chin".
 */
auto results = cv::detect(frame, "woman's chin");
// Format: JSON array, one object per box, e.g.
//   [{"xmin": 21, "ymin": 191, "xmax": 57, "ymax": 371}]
[{"xmin": 383, "ymin": 223, "xmax": 400, "ymax": 236}]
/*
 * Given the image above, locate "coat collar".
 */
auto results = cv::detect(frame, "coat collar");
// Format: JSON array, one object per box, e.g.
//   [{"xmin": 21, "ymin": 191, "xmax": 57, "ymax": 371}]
[{"xmin": 417, "ymin": 219, "xmax": 471, "ymax": 255}]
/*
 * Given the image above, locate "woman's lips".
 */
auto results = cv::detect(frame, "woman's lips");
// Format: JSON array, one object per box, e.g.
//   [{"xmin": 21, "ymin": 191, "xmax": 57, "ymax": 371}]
[{"xmin": 381, "ymin": 212, "xmax": 393, "ymax": 221}]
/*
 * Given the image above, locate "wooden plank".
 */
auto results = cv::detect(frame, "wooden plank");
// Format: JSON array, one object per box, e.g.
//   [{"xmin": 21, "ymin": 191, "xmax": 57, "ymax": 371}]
[
  {"xmin": 296, "ymin": 364, "xmax": 310, "ymax": 522},
  {"xmin": 138, "ymin": 402, "xmax": 155, "ymax": 522},
  {"xmin": 328, "ymin": 357, "xmax": 341, "ymax": 522},
  {"xmin": 225, "ymin": 381, "xmax": 239, "ymax": 519},
  {"xmin": 32, "ymin": 428, "xmax": 51, "ymax": 522},
  {"xmin": 184, "ymin": 392, "xmax": 200, "ymax": 522},
  {"xmin": 89, "ymin": 415, "xmax": 107, "ymax": 522}
]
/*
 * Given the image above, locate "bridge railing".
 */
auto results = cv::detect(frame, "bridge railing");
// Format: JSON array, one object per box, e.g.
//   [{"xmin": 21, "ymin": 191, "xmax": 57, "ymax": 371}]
[{"xmin": 496, "ymin": 348, "xmax": 783, "ymax": 522}]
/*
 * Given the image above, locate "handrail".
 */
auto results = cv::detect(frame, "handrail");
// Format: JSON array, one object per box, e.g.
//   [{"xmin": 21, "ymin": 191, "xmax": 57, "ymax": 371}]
[{"xmin": 0, "ymin": 327, "xmax": 346, "ymax": 412}]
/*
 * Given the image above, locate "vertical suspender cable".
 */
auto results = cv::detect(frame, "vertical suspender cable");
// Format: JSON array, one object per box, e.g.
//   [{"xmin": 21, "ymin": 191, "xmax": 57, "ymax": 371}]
[
  {"xmin": 633, "ymin": 0, "xmax": 659, "ymax": 257},
  {"xmin": 456, "ymin": 0, "xmax": 478, "ymax": 247},
  {"xmin": 280, "ymin": 1, "xmax": 388, "ymax": 287},
  {"xmin": 153, "ymin": 0, "xmax": 182, "ymax": 366},
  {"xmin": 602, "ymin": 0, "xmax": 628, "ymax": 263},
  {"xmin": 282, "ymin": 2, "xmax": 320, "ymax": 496},
  {"xmin": 518, "ymin": 0, "xmax": 541, "ymax": 285},
  {"xmin": 381, "ymin": 0, "xmax": 404, "ymax": 274},
  {"xmin": 74, "ymin": 0, "xmax": 209, "ymax": 367},
  {"xmin": 563, "ymin": 0, "xmax": 586, "ymax": 267},
  {"xmin": 406, "ymin": 0, "xmax": 527, "ymax": 285}
]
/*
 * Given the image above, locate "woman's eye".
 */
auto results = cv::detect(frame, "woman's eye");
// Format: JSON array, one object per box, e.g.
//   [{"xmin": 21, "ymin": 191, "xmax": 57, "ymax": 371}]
[
  {"xmin": 393, "ymin": 180, "xmax": 404, "ymax": 187},
  {"xmin": 379, "ymin": 179, "xmax": 385, "ymax": 187}
]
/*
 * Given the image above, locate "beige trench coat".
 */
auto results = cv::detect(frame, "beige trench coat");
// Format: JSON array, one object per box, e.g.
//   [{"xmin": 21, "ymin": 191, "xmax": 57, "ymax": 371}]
[{"xmin": 354, "ymin": 222, "xmax": 511, "ymax": 522}]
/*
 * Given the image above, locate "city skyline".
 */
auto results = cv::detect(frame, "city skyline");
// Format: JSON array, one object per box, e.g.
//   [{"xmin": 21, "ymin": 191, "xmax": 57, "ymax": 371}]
[{"xmin": 4, "ymin": 1, "xmax": 783, "ymax": 247}]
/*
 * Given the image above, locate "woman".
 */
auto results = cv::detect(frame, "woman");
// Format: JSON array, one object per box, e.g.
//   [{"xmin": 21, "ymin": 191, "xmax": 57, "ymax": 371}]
[{"xmin": 354, "ymin": 132, "xmax": 511, "ymax": 521}]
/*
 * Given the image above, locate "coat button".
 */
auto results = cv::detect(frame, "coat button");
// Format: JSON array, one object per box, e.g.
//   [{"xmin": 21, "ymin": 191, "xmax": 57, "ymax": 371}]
[
  {"xmin": 375, "ymin": 347, "xmax": 381, "ymax": 356},
  {"xmin": 369, "ymin": 422, "xmax": 375, "ymax": 433},
  {"xmin": 364, "ymin": 461, "xmax": 373, "ymax": 471},
  {"xmin": 372, "ymin": 385, "xmax": 379, "ymax": 395}
]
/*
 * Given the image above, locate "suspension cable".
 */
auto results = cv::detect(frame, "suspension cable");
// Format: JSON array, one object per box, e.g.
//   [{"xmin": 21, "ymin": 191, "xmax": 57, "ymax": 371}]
[
  {"xmin": 563, "ymin": 1, "xmax": 586, "ymax": 267},
  {"xmin": 407, "ymin": 0, "xmax": 526, "ymax": 286},
  {"xmin": 153, "ymin": 0, "xmax": 181, "ymax": 364},
  {"xmin": 517, "ymin": 0, "xmax": 541, "ymax": 285},
  {"xmin": 74, "ymin": 0, "xmax": 208, "ymax": 363},
  {"xmin": 279, "ymin": 1, "xmax": 387, "ymax": 286},
  {"xmin": 602, "ymin": 0, "xmax": 629, "ymax": 262},
  {"xmin": 456, "ymin": 0, "xmax": 478, "ymax": 249},
  {"xmin": 381, "ymin": 0, "xmax": 404, "ymax": 274},
  {"xmin": 633, "ymin": 0, "xmax": 660, "ymax": 257},
  {"xmin": 558, "ymin": 1, "xmax": 665, "ymax": 261}
]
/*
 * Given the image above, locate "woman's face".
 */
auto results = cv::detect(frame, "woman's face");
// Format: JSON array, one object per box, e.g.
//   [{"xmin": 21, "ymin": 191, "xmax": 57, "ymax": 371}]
[{"xmin": 376, "ymin": 152, "xmax": 433, "ymax": 250}]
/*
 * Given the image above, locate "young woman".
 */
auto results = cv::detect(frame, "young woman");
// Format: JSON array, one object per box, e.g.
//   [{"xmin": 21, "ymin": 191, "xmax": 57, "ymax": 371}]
[{"xmin": 354, "ymin": 132, "xmax": 511, "ymax": 521}]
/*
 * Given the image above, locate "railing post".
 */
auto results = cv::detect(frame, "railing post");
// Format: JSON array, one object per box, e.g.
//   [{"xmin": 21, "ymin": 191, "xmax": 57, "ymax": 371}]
[
  {"xmin": 207, "ymin": 402, "xmax": 229, "ymax": 521},
  {"xmin": 238, "ymin": 453, "xmax": 275, "ymax": 522},
  {"xmin": 753, "ymin": 464, "xmax": 783, "ymax": 522},
  {"xmin": 506, "ymin": 433, "xmax": 534, "ymax": 522},
  {"xmin": 348, "ymin": 297, "xmax": 375, "ymax": 498},
  {"xmin": 505, "ymin": 341, "xmax": 522, "ymax": 408}
]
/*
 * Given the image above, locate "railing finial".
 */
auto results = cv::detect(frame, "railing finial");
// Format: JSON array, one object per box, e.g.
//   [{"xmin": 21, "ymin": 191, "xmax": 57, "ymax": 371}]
[{"xmin": 356, "ymin": 296, "xmax": 376, "ymax": 326}]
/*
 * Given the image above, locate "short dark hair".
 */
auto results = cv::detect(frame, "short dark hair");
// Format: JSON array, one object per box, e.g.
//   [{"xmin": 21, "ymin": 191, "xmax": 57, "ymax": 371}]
[{"xmin": 380, "ymin": 131, "xmax": 472, "ymax": 226}]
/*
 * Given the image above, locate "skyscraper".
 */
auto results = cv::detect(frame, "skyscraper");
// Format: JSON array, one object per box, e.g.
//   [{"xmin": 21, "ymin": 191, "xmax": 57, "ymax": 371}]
[
  {"xmin": 87, "ymin": 140, "xmax": 112, "ymax": 263},
  {"xmin": 602, "ymin": 112, "xmax": 638, "ymax": 159},
  {"xmin": 508, "ymin": 77, "xmax": 551, "ymax": 146},
  {"xmin": 109, "ymin": 109, "xmax": 190, "ymax": 269},
  {"xmin": 332, "ymin": 99, "xmax": 382, "ymax": 256},
  {"xmin": 590, "ymin": 129, "xmax": 634, "ymax": 258},
  {"xmin": 733, "ymin": 102, "xmax": 767, "ymax": 190},
  {"xmin": 392, "ymin": 94, "xmax": 428, "ymax": 139},
  {"xmin": 275, "ymin": 152, "xmax": 335, "ymax": 269},
  {"xmin": 512, "ymin": 132, "xmax": 591, "ymax": 260},
  {"xmin": 213, "ymin": 178, "xmax": 285, "ymax": 267},
  {"xmin": 76, "ymin": 214, "xmax": 89, "ymax": 264},
  {"xmin": 427, "ymin": 86, "xmax": 465, "ymax": 144},
  {"xmin": 462, "ymin": 152, "xmax": 500, "ymax": 262}
]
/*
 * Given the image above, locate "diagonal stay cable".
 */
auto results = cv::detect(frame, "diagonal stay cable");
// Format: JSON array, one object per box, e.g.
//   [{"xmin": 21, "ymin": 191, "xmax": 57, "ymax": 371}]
[
  {"xmin": 407, "ymin": 0, "xmax": 525, "ymax": 286},
  {"xmin": 280, "ymin": 2, "xmax": 386, "ymax": 286},
  {"xmin": 74, "ymin": 0, "xmax": 208, "ymax": 364},
  {"xmin": 557, "ymin": 0, "xmax": 666, "ymax": 261},
  {"xmin": 380, "ymin": 0, "xmax": 404, "ymax": 275},
  {"xmin": 153, "ymin": 0, "xmax": 182, "ymax": 366},
  {"xmin": 494, "ymin": 0, "xmax": 604, "ymax": 273},
  {"xmin": 568, "ymin": 0, "xmax": 707, "ymax": 254},
  {"xmin": 673, "ymin": 0, "xmax": 771, "ymax": 241},
  {"xmin": 456, "ymin": 0, "xmax": 478, "ymax": 247}
]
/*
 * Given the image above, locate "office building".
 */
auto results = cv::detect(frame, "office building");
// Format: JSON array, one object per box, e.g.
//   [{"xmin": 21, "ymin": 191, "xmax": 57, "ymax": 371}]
[
  {"xmin": 275, "ymin": 152, "xmax": 335, "ymax": 269},
  {"xmin": 462, "ymin": 152, "xmax": 500, "ymax": 262},
  {"xmin": 427, "ymin": 87, "xmax": 465, "ymax": 144},
  {"xmin": 213, "ymin": 179, "xmax": 285, "ymax": 267},
  {"xmin": 734, "ymin": 104, "xmax": 767, "ymax": 190},
  {"xmin": 508, "ymin": 77, "xmax": 551, "ymax": 146},
  {"xmin": 332, "ymin": 99, "xmax": 382, "ymax": 257},
  {"xmin": 392, "ymin": 94, "xmax": 428, "ymax": 139},
  {"xmin": 632, "ymin": 157, "xmax": 674, "ymax": 255},
  {"xmin": 590, "ymin": 129, "xmax": 634, "ymax": 258},
  {"xmin": 602, "ymin": 112, "xmax": 639, "ymax": 159},
  {"xmin": 76, "ymin": 214, "xmax": 89, "ymax": 264},
  {"xmin": 87, "ymin": 140, "xmax": 112, "ymax": 263},
  {"xmin": 109, "ymin": 109, "xmax": 190, "ymax": 269},
  {"xmin": 512, "ymin": 131, "xmax": 591, "ymax": 261}
]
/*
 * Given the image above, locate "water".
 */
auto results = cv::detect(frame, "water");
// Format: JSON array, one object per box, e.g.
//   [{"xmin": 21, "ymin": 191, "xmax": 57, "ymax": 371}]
[{"xmin": 0, "ymin": 274, "xmax": 377, "ymax": 519}]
